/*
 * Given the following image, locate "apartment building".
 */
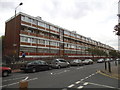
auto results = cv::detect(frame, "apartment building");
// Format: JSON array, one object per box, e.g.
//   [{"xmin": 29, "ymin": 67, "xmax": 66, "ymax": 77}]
[{"xmin": 4, "ymin": 12, "xmax": 114, "ymax": 61}]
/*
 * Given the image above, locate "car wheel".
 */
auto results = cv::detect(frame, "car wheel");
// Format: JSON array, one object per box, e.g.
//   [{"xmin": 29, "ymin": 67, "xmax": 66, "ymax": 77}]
[
  {"xmin": 3, "ymin": 71, "xmax": 9, "ymax": 77},
  {"xmin": 48, "ymin": 66, "xmax": 52, "ymax": 70},
  {"xmin": 58, "ymin": 65, "xmax": 61, "ymax": 69},
  {"xmin": 32, "ymin": 68, "xmax": 36, "ymax": 73}
]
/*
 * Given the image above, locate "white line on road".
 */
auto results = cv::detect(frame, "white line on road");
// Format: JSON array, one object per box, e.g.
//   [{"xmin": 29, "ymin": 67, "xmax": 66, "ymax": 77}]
[
  {"xmin": 1, "ymin": 77, "xmax": 38, "ymax": 88},
  {"xmin": 77, "ymin": 86, "xmax": 83, "ymax": 89},
  {"xmin": 68, "ymin": 84, "xmax": 75, "ymax": 88},
  {"xmin": 51, "ymin": 70, "xmax": 70, "ymax": 75},
  {"xmin": 88, "ymin": 75, "xmax": 92, "ymax": 77},
  {"xmin": 75, "ymin": 81, "xmax": 81, "ymax": 84},
  {"xmin": 76, "ymin": 67, "xmax": 83, "ymax": 69},
  {"xmin": 3, "ymin": 76, "xmax": 28, "ymax": 82},
  {"xmin": 88, "ymin": 82, "xmax": 117, "ymax": 88},
  {"xmin": 27, "ymin": 77, "xmax": 38, "ymax": 81},
  {"xmin": 83, "ymin": 82, "xmax": 88, "ymax": 85},
  {"xmin": 85, "ymin": 77, "xmax": 89, "ymax": 79},
  {"xmin": 91, "ymin": 73, "xmax": 95, "ymax": 76},
  {"xmin": 80, "ymin": 79, "xmax": 84, "ymax": 81}
]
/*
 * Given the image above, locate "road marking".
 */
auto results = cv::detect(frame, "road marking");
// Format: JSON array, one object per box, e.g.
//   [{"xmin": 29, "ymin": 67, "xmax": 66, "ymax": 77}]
[
  {"xmin": 85, "ymin": 77, "xmax": 89, "ymax": 79},
  {"xmin": 91, "ymin": 73, "xmax": 95, "ymax": 76},
  {"xmin": 77, "ymin": 86, "xmax": 83, "ymax": 89},
  {"xmin": 3, "ymin": 76, "xmax": 28, "ymax": 82},
  {"xmin": 68, "ymin": 84, "xmax": 74, "ymax": 88},
  {"xmin": 51, "ymin": 70, "xmax": 70, "ymax": 75},
  {"xmin": 88, "ymin": 75, "xmax": 92, "ymax": 77},
  {"xmin": 76, "ymin": 67, "xmax": 83, "ymax": 69},
  {"xmin": 75, "ymin": 81, "xmax": 81, "ymax": 84},
  {"xmin": 1, "ymin": 77, "xmax": 38, "ymax": 88},
  {"xmin": 88, "ymin": 82, "xmax": 117, "ymax": 88},
  {"xmin": 83, "ymin": 82, "xmax": 88, "ymax": 85},
  {"xmin": 64, "ymin": 70, "xmax": 70, "ymax": 72},
  {"xmin": 27, "ymin": 77, "xmax": 38, "ymax": 81},
  {"xmin": 80, "ymin": 79, "xmax": 84, "ymax": 81},
  {"xmin": 98, "ymin": 70, "xmax": 119, "ymax": 80}
]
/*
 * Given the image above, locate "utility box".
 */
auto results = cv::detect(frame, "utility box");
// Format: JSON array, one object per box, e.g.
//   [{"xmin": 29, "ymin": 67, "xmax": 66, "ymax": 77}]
[
  {"xmin": 19, "ymin": 80, "xmax": 28, "ymax": 88},
  {"xmin": 19, "ymin": 77, "xmax": 28, "ymax": 89}
]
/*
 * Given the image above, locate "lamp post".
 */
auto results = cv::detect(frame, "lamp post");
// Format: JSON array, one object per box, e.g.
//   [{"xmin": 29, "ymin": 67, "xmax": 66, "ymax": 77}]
[
  {"xmin": 13, "ymin": 2, "xmax": 23, "ymax": 62},
  {"xmin": 15, "ymin": 2, "xmax": 23, "ymax": 19}
]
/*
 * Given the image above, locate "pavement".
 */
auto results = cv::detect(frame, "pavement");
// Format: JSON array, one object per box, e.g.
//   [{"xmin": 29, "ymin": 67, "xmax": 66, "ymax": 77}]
[
  {"xmin": 99, "ymin": 65, "xmax": 120, "ymax": 80},
  {"xmin": 12, "ymin": 69, "xmax": 22, "ymax": 73}
]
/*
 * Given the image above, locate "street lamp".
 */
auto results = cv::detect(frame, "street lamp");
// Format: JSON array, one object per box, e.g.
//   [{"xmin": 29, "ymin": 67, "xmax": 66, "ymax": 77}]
[
  {"xmin": 15, "ymin": 2, "xmax": 23, "ymax": 18},
  {"xmin": 14, "ymin": 2, "xmax": 23, "ymax": 47},
  {"xmin": 13, "ymin": 2, "xmax": 23, "ymax": 62}
]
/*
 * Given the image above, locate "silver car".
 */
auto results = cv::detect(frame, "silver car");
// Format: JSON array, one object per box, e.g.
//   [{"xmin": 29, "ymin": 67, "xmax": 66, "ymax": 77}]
[
  {"xmin": 97, "ymin": 59, "xmax": 104, "ymax": 63},
  {"xmin": 83, "ymin": 59, "xmax": 93, "ymax": 65},
  {"xmin": 70, "ymin": 59, "xmax": 83, "ymax": 66},
  {"xmin": 50, "ymin": 59, "xmax": 70, "ymax": 69}
]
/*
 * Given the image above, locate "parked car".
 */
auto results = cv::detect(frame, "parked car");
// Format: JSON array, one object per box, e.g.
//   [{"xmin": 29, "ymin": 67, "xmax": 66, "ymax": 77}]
[
  {"xmin": 70, "ymin": 59, "xmax": 83, "ymax": 66},
  {"xmin": 20, "ymin": 60, "xmax": 52, "ymax": 73},
  {"xmin": 105, "ymin": 58, "xmax": 110, "ymax": 62},
  {"xmin": 97, "ymin": 59, "xmax": 104, "ymax": 63},
  {"xmin": 116, "ymin": 58, "xmax": 120, "ymax": 61},
  {"xmin": 50, "ymin": 58, "xmax": 70, "ymax": 69},
  {"xmin": 0, "ymin": 64, "xmax": 12, "ymax": 77},
  {"xmin": 83, "ymin": 59, "xmax": 93, "ymax": 65}
]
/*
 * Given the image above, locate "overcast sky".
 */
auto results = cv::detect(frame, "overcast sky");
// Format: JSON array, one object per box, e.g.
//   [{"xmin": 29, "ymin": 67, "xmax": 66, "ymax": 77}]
[{"xmin": 0, "ymin": 0, "xmax": 119, "ymax": 50}]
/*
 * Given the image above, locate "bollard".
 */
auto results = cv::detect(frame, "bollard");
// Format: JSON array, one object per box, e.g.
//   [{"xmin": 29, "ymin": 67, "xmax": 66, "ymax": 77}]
[
  {"xmin": 19, "ymin": 77, "xmax": 28, "ymax": 89},
  {"xmin": 115, "ymin": 60, "xmax": 117, "ymax": 66},
  {"xmin": 105, "ymin": 61, "xmax": 107, "ymax": 70},
  {"xmin": 108, "ymin": 62, "xmax": 111, "ymax": 73}
]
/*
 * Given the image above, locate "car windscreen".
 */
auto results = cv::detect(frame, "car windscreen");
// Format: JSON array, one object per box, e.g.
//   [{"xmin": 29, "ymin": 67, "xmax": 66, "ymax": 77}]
[{"xmin": 59, "ymin": 60, "xmax": 66, "ymax": 62}]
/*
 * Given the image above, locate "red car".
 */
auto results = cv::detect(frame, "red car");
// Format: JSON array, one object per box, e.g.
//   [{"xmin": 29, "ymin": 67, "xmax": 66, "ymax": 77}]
[{"xmin": 0, "ymin": 64, "xmax": 12, "ymax": 77}]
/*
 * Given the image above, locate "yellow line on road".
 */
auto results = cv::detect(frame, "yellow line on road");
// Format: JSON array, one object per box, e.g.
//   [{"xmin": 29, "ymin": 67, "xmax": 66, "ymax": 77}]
[{"xmin": 97, "ymin": 70, "xmax": 119, "ymax": 80}]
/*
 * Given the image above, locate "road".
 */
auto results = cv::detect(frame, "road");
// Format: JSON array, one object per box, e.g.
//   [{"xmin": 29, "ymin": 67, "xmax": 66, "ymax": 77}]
[{"xmin": 1, "ymin": 62, "xmax": 120, "ymax": 90}]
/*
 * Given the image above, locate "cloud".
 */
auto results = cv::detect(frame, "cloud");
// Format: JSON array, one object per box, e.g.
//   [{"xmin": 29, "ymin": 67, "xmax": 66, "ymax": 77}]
[{"xmin": 0, "ymin": 0, "xmax": 118, "ymax": 50}]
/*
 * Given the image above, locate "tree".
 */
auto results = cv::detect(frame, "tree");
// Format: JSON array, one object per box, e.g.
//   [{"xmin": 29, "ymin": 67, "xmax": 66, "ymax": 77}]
[
  {"xmin": 114, "ymin": 24, "xmax": 120, "ymax": 36},
  {"xmin": 109, "ymin": 50, "xmax": 120, "ymax": 59},
  {"xmin": 86, "ymin": 47, "xmax": 108, "ymax": 61}
]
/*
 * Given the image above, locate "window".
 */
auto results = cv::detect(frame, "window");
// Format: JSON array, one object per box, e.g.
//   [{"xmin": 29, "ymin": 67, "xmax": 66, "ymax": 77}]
[
  {"xmin": 64, "ymin": 31, "xmax": 70, "ymax": 35},
  {"xmin": 44, "ymin": 33, "xmax": 49, "ymax": 37},
  {"xmin": 46, "ymin": 24, "xmax": 49, "ymax": 29},
  {"xmin": 32, "ymin": 19, "xmax": 37, "ymax": 25},
  {"xmin": 71, "ymin": 45, "xmax": 76, "ymax": 49},
  {"xmin": 21, "ymin": 15, "xmax": 25, "ymax": 21},
  {"xmin": 50, "ymin": 26, "xmax": 59, "ymax": 32},
  {"xmin": 50, "ymin": 41, "xmax": 59, "ymax": 46},
  {"xmin": 50, "ymin": 49, "xmax": 59, "ymax": 53},
  {"xmin": 25, "ymin": 17, "xmax": 31, "ymax": 23},
  {"xmin": 38, "ymin": 48, "xmax": 44, "ymax": 53},
  {"xmin": 71, "ymin": 33, "xmax": 75, "ymax": 37},
  {"xmin": 39, "ymin": 32, "xmax": 44, "ymax": 36},
  {"xmin": 64, "ymin": 50, "xmax": 71, "ymax": 54},
  {"xmin": 28, "ymin": 38, "xmax": 31, "ymax": 43},
  {"xmin": 38, "ymin": 21, "xmax": 45, "ymax": 27},
  {"xmin": 20, "ymin": 47, "xmax": 36, "ymax": 53},
  {"xmin": 32, "ymin": 38, "xmax": 36, "ymax": 43},
  {"xmin": 38, "ymin": 39, "xmax": 45, "ymax": 44},
  {"xmin": 45, "ymin": 40, "xmax": 49, "ymax": 45},
  {"xmin": 20, "ymin": 36, "xmax": 28, "ymax": 42}
]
